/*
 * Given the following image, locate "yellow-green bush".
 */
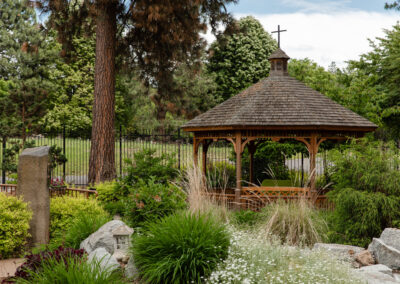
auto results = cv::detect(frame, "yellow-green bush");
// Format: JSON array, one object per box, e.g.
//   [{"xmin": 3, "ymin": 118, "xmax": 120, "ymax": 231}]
[
  {"xmin": 0, "ymin": 193, "xmax": 32, "ymax": 259},
  {"xmin": 50, "ymin": 196, "xmax": 107, "ymax": 239}
]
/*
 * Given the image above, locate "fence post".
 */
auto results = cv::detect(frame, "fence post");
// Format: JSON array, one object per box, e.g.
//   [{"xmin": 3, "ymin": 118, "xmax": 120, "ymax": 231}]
[
  {"xmin": 63, "ymin": 125, "xmax": 66, "ymax": 180},
  {"xmin": 301, "ymin": 152, "xmax": 304, "ymax": 187},
  {"xmin": 119, "ymin": 125, "xmax": 122, "ymax": 177},
  {"xmin": 178, "ymin": 129, "xmax": 181, "ymax": 171},
  {"xmin": 2, "ymin": 138, "xmax": 6, "ymax": 184}
]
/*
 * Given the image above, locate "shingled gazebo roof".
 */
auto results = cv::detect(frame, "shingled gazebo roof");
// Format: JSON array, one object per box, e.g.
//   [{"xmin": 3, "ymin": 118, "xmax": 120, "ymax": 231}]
[{"xmin": 183, "ymin": 48, "xmax": 377, "ymax": 133}]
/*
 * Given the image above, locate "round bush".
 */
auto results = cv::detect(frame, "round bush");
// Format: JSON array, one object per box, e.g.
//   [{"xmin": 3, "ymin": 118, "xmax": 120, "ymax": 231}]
[
  {"xmin": 131, "ymin": 211, "xmax": 230, "ymax": 283},
  {"xmin": 0, "ymin": 193, "xmax": 32, "ymax": 259},
  {"xmin": 50, "ymin": 196, "xmax": 107, "ymax": 239}
]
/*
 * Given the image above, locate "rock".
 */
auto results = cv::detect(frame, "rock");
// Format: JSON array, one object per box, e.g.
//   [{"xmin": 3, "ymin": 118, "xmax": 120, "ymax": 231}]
[
  {"xmin": 368, "ymin": 238, "xmax": 400, "ymax": 270},
  {"xmin": 356, "ymin": 250, "xmax": 375, "ymax": 266},
  {"xmin": 88, "ymin": 247, "xmax": 120, "ymax": 272},
  {"xmin": 112, "ymin": 250, "xmax": 130, "ymax": 263},
  {"xmin": 80, "ymin": 220, "xmax": 126, "ymax": 255},
  {"xmin": 380, "ymin": 228, "xmax": 400, "ymax": 251},
  {"xmin": 357, "ymin": 265, "xmax": 397, "ymax": 284},
  {"xmin": 124, "ymin": 254, "xmax": 138, "ymax": 279},
  {"xmin": 359, "ymin": 264, "xmax": 393, "ymax": 276},
  {"xmin": 313, "ymin": 243, "xmax": 364, "ymax": 261}
]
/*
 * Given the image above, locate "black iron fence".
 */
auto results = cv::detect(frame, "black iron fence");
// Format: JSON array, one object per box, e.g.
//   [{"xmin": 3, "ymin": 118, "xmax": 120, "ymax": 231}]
[{"xmin": 0, "ymin": 129, "xmax": 326, "ymax": 186}]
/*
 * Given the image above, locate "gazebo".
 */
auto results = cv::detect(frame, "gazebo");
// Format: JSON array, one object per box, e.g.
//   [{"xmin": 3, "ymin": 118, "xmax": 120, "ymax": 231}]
[{"xmin": 182, "ymin": 48, "xmax": 377, "ymax": 209}]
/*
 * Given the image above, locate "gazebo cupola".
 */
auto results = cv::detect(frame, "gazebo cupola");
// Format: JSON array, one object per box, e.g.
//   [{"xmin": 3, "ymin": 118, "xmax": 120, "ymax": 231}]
[
  {"xmin": 182, "ymin": 44, "xmax": 377, "ymax": 209},
  {"xmin": 269, "ymin": 48, "xmax": 290, "ymax": 76}
]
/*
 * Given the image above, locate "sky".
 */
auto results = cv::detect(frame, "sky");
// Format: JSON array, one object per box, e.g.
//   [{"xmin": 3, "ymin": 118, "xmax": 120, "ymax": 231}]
[{"xmin": 203, "ymin": 0, "xmax": 400, "ymax": 68}]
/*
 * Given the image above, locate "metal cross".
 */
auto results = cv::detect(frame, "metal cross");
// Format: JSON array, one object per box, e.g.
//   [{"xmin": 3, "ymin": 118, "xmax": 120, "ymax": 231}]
[{"xmin": 271, "ymin": 25, "xmax": 287, "ymax": 48}]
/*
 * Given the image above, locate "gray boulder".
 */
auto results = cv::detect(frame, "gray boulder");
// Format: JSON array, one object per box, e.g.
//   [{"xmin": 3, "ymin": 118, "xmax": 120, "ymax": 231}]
[
  {"xmin": 359, "ymin": 264, "xmax": 393, "ymax": 276},
  {"xmin": 124, "ymin": 254, "xmax": 138, "ymax": 279},
  {"xmin": 357, "ymin": 265, "xmax": 398, "ymax": 284},
  {"xmin": 87, "ymin": 247, "xmax": 120, "ymax": 272},
  {"xmin": 368, "ymin": 238, "xmax": 400, "ymax": 270},
  {"xmin": 80, "ymin": 220, "xmax": 126, "ymax": 255},
  {"xmin": 313, "ymin": 243, "xmax": 364, "ymax": 261},
  {"xmin": 380, "ymin": 228, "xmax": 400, "ymax": 251}
]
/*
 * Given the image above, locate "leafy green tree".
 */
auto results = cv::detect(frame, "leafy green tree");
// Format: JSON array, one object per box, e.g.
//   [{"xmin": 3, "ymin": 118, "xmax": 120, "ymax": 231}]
[
  {"xmin": 288, "ymin": 59, "xmax": 381, "ymax": 126},
  {"xmin": 42, "ymin": 36, "xmax": 95, "ymax": 135},
  {"xmin": 207, "ymin": 16, "xmax": 277, "ymax": 100},
  {"xmin": 39, "ymin": 0, "xmax": 236, "ymax": 183},
  {"xmin": 0, "ymin": 0, "xmax": 57, "ymax": 142},
  {"xmin": 348, "ymin": 24, "xmax": 400, "ymax": 139}
]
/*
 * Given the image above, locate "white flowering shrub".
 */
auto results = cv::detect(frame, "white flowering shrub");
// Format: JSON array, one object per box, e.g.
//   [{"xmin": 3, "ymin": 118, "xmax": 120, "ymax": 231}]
[{"xmin": 206, "ymin": 227, "xmax": 363, "ymax": 284}]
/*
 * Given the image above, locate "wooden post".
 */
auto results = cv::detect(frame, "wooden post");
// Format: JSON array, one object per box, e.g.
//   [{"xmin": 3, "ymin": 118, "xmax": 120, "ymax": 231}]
[
  {"xmin": 202, "ymin": 141, "xmax": 210, "ymax": 178},
  {"xmin": 296, "ymin": 135, "xmax": 326, "ymax": 196},
  {"xmin": 193, "ymin": 137, "xmax": 200, "ymax": 168},
  {"xmin": 235, "ymin": 132, "xmax": 242, "ymax": 209},
  {"xmin": 309, "ymin": 135, "xmax": 317, "ymax": 195},
  {"xmin": 248, "ymin": 141, "xmax": 257, "ymax": 184}
]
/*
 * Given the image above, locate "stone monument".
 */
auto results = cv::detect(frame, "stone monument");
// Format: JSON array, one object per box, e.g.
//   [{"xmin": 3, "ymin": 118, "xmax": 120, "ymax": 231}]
[{"xmin": 17, "ymin": 146, "xmax": 50, "ymax": 246}]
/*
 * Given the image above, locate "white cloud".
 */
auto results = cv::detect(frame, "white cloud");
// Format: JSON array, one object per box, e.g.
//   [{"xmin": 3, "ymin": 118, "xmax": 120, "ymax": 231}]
[
  {"xmin": 281, "ymin": 0, "xmax": 351, "ymax": 13},
  {"xmin": 202, "ymin": 11, "xmax": 399, "ymax": 68}
]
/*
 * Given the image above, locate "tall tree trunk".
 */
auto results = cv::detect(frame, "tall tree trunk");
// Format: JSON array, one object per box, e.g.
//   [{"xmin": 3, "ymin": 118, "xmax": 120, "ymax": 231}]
[{"xmin": 88, "ymin": 1, "xmax": 117, "ymax": 184}]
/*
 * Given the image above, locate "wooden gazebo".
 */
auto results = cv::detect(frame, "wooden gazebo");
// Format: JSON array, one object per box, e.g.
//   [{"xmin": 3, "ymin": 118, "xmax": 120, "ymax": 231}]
[{"xmin": 182, "ymin": 48, "xmax": 377, "ymax": 209}]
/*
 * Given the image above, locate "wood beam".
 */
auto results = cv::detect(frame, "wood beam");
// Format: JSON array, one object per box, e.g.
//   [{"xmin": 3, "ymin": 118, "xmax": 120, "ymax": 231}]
[
  {"xmin": 234, "ymin": 131, "xmax": 242, "ymax": 210},
  {"xmin": 201, "ymin": 140, "xmax": 211, "ymax": 178},
  {"xmin": 247, "ymin": 141, "xmax": 257, "ymax": 184},
  {"xmin": 193, "ymin": 137, "xmax": 200, "ymax": 168}
]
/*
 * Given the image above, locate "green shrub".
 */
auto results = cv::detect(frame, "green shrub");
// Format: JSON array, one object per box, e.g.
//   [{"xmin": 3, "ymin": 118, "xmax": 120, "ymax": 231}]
[
  {"xmin": 206, "ymin": 161, "xmax": 236, "ymax": 188},
  {"xmin": 328, "ymin": 140, "xmax": 400, "ymax": 247},
  {"xmin": 124, "ymin": 178, "xmax": 186, "ymax": 228},
  {"xmin": 52, "ymin": 213, "xmax": 111, "ymax": 249},
  {"xmin": 96, "ymin": 181, "xmax": 129, "ymax": 216},
  {"xmin": 0, "ymin": 193, "xmax": 32, "ymax": 259},
  {"xmin": 50, "ymin": 196, "xmax": 107, "ymax": 239},
  {"xmin": 231, "ymin": 209, "xmax": 261, "ymax": 227},
  {"xmin": 237, "ymin": 141, "xmax": 306, "ymax": 184},
  {"xmin": 259, "ymin": 199, "xmax": 328, "ymax": 247},
  {"xmin": 15, "ymin": 254, "xmax": 125, "ymax": 284},
  {"xmin": 131, "ymin": 211, "xmax": 230, "ymax": 284},
  {"xmin": 123, "ymin": 149, "xmax": 178, "ymax": 186}
]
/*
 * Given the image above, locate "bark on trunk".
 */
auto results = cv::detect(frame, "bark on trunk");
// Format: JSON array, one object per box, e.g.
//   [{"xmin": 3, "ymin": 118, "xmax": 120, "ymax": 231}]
[{"xmin": 88, "ymin": 1, "xmax": 117, "ymax": 184}]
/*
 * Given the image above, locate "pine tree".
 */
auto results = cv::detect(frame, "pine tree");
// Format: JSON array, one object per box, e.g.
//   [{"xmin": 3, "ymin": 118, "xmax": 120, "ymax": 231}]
[
  {"xmin": 39, "ymin": 0, "xmax": 237, "ymax": 183},
  {"xmin": 0, "ymin": 0, "xmax": 57, "ymax": 142}
]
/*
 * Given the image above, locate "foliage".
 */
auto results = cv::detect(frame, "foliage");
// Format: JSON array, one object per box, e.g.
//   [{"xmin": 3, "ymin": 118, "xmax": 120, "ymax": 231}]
[
  {"xmin": 259, "ymin": 199, "xmax": 328, "ymax": 247},
  {"xmin": 239, "ymin": 140, "xmax": 306, "ymax": 184},
  {"xmin": 0, "ymin": 0, "xmax": 58, "ymax": 139},
  {"xmin": 0, "ymin": 193, "xmax": 32, "ymax": 259},
  {"xmin": 12, "ymin": 247, "xmax": 85, "ymax": 281},
  {"xmin": 14, "ymin": 251, "xmax": 125, "ymax": 284},
  {"xmin": 123, "ymin": 178, "xmax": 186, "ymax": 228},
  {"xmin": 50, "ymin": 196, "xmax": 107, "ymax": 239},
  {"xmin": 207, "ymin": 227, "xmax": 363, "ymax": 283},
  {"xmin": 95, "ymin": 180, "xmax": 128, "ymax": 216},
  {"xmin": 123, "ymin": 149, "xmax": 178, "ymax": 186},
  {"xmin": 288, "ymin": 59, "xmax": 381, "ymax": 128},
  {"xmin": 348, "ymin": 23, "xmax": 400, "ymax": 138},
  {"xmin": 206, "ymin": 161, "xmax": 236, "ymax": 188},
  {"xmin": 327, "ymin": 139, "xmax": 400, "ymax": 247},
  {"xmin": 131, "ymin": 211, "xmax": 230, "ymax": 284},
  {"xmin": 207, "ymin": 16, "xmax": 277, "ymax": 100},
  {"xmin": 51, "ymin": 213, "xmax": 111, "ymax": 250},
  {"xmin": 231, "ymin": 210, "xmax": 260, "ymax": 227}
]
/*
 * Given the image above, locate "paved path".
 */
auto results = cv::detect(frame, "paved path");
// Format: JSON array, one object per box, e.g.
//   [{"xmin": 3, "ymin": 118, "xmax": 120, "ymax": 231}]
[{"xmin": 0, "ymin": 258, "xmax": 24, "ymax": 280}]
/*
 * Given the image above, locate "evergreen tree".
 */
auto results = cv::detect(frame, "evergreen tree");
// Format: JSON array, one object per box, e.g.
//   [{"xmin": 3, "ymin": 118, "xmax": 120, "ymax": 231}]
[
  {"xmin": 207, "ymin": 16, "xmax": 277, "ymax": 101},
  {"xmin": 39, "ymin": 0, "xmax": 237, "ymax": 183},
  {"xmin": 0, "ymin": 0, "xmax": 57, "ymax": 142}
]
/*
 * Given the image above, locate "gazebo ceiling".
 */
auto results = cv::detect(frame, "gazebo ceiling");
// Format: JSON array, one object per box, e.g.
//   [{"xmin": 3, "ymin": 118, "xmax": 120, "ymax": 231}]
[{"xmin": 182, "ymin": 48, "xmax": 377, "ymax": 134}]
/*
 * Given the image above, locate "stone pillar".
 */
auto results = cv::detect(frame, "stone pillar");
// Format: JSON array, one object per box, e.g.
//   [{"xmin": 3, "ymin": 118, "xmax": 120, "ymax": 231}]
[{"xmin": 17, "ymin": 146, "xmax": 50, "ymax": 247}]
